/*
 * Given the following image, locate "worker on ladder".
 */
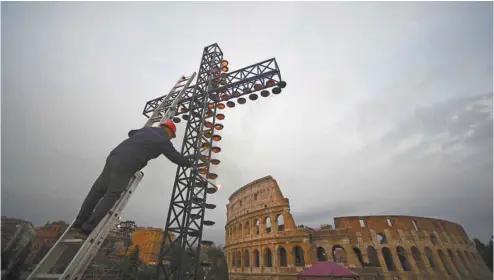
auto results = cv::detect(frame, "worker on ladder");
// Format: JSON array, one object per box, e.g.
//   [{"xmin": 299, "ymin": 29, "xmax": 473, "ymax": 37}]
[{"xmin": 72, "ymin": 120, "xmax": 194, "ymax": 236}]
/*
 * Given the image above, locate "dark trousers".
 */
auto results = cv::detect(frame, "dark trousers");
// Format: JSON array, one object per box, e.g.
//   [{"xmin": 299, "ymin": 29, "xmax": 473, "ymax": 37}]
[{"xmin": 75, "ymin": 156, "xmax": 136, "ymax": 231}]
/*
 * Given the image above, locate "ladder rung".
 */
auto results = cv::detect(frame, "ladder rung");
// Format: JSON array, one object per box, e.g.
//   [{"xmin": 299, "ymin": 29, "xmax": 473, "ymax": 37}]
[
  {"xmin": 35, "ymin": 274, "xmax": 63, "ymax": 279},
  {"xmin": 61, "ymin": 238, "xmax": 85, "ymax": 244}
]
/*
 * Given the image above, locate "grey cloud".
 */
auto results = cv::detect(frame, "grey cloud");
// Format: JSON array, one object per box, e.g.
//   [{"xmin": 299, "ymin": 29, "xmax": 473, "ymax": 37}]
[{"xmin": 292, "ymin": 93, "xmax": 493, "ymax": 242}]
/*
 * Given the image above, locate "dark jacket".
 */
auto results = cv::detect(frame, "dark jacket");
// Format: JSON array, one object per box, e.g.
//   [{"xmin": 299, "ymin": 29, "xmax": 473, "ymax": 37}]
[{"xmin": 109, "ymin": 127, "xmax": 192, "ymax": 171}]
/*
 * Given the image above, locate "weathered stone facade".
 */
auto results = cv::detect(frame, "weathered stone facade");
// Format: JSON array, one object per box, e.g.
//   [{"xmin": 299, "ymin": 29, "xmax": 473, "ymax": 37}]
[{"xmin": 224, "ymin": 176, "xmax": 492, "ymax": 280}]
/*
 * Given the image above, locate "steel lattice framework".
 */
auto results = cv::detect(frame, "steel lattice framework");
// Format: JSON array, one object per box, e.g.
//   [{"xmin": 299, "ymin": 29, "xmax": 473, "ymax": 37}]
[
  {"xmin": 143, "ymin": 58, "xmax": 283, "ymax": 118},
  {"xmin": 142, "ymin": 43, "xmax": 285, "ymax": 280}
]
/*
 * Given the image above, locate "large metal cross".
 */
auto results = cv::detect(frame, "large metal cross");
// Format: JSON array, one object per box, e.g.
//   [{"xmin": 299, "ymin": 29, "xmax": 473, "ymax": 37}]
[{"xmin": 142, "ymin": 43, "xmax": 286, "ymax": 280}]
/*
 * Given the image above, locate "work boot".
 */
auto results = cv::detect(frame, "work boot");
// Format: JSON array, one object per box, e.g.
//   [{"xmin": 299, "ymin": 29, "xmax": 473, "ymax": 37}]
[
  {"xmin": 72, "ymin": 218, "xmax": 86, "ymax": 230},
  {"xmin": 81, "ymin": 222, "xmax": 95, "ymax": 236}
]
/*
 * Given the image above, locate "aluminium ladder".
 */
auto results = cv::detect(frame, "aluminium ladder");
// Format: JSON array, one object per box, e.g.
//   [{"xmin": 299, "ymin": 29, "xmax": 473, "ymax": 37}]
[{"xmin": 26, "ymin": 73, "xmax": 197, "ymax": 280}]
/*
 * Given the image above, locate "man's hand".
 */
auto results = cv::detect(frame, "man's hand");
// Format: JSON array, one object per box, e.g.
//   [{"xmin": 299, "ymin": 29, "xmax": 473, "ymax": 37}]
[
  {"xmin": 185, "ymin": 154, "xmax": 197, "ymax": 162},
  {"xmin": 184, "ymin": 154, "xmax": 209, "ymax": 169},
  {"xmin": 184, "ymin": 155, "xmax": 198, "ymax": 168}
]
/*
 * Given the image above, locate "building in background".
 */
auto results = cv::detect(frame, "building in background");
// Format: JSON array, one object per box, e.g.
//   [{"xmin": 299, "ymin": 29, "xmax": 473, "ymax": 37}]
[
  {"xmin": 225, "ymin": 176, "xmax": 493, "ymax": 280},
  {"xmin": 130, "ymin": 227, "xmax": 175, "ymax": 265}
]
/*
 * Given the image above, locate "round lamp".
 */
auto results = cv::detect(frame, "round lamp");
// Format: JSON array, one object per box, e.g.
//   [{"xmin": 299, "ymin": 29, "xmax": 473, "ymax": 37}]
[
  {"xmin": 226, "ymin": 101, "xmax": 235, "ymax": 108},
  {"xmin": 216, "ymin": 114, "xmax": 225, "ymax": 120},
  {"xmin": 249, "ymin": 94, "xmax": 258, "ymax": 101}
]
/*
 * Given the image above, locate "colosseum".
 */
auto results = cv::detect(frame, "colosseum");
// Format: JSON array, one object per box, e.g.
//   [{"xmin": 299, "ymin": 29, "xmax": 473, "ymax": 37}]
[{"xmin": 224, "ymin": 176, "xmax": 492, "ymax": 280}]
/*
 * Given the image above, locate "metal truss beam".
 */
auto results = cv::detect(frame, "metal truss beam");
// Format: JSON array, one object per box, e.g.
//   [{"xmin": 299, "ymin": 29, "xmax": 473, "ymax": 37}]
[
  {"xmin": 142, "ymin": 58, "xmax": 282, "ymax": 119},
  {"xmin": 155, "ymin": 43, "xmax": 223, "ymax": 280}
]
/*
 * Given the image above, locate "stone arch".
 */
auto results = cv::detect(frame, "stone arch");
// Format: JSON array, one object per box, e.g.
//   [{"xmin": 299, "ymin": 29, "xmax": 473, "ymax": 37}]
[
  {"xmin": 265, "ymin": 216, "xmax": 271, "ymax": 233},
  {"xmin": 264, "ymin": 248, "xmax": 272, "ymax": 267},
  {"xmin": 244, "ymin": 221, "xmax": 250, "ymax": 235},
  {"xmin": 456, "ymin": 250, "xmax": 471, "ymax": 272},
  {"xmin": 464, "ymin": 250, "xmax": 479, "ymax": 276},
  {"xmin": 232, "ymin": 225, "xmax": 236, "ymax": 239},
  {"xmin": 316, "ymin": 246, "xmax": 328, "ymax": 261},
  {"xmin": 278, "ymin": 246, "xmax": 288, "ymax": 267},
  {"xmin": 456, "ymin": 250, "xmax": 470, "ymax": 274},
  {"xmin": 253, "ymin": 249, "xmax": 260, "ymax": 267},
  {"xmin": 232, "ymin": 251, "xmax": 236, "ymax": 267},
  {"xmin": 353, "ymin": 247, "xmax": 364, "ymax": 267},
  {"xmin": 470, "ymin": 251, "xmax": 476, "ymax": 260},
  {"xmin": 463, "ymin": 250, "xmax": 471, "ymax": 263},
  {"xmin": 331, "ymin": 245, "xmax": 347, "ymax": 264},
  {"xmin": 430, "ymin": 233, "xmax": 439, "ymax": 245},
  {"xmin": 238, "ymin": 223, "xmax": 243, "ymax": 237},
  {"xmin": 236, "ymin": 250, "xmax": 241, "ymax": 267},
  {"xmin": 396, "ymin": 246, "xmax": 411, "ymax": 271},
  {"xmin": 255, "ymin": 219, "xmax": 260, "ymax": 235},
  {"xmin": 367, "ymin": 246, "xmax": 380, "ymax": 267},
  {"xmin": 432, "ymin": 222, "xmax": 440, "ymax": 230},
  {"xmin": 437, "ymin": 249, "xmax": 452, "ymax": 275},
  {"xmin": 382, "ymin": 247, "xmax": 395, "ymax": 271},
  {"xmin": 447, "ymin": 248, "xmax": 463, "ymax": 276},
  {"xmin": 276, "ymin": 214, "xmax": 285, "ymax": 231},
  {"xmin": 411, "ymin": 246, "xmax": 425, "ymax": 272},
  {"xmin": 463, "ymin": 250, "xmax": 474, "ymax": 268},
  {"xmin": 424, "ymin": 247, "xmax": 436, "ymax": 269},
  {"xmin": 293, "ymin": 245, "xmax": 305, "ymax": 266},
  {"xmin": 376, "ymin": 232, "xmax": 387, "ymax": 244},
  {"xmin": 244, "ymin": 249, "xmax": 250, "ymax": 267},
  {"xmin": 449, "ymin": 233, "xmax": 457, "ymax": 244}
]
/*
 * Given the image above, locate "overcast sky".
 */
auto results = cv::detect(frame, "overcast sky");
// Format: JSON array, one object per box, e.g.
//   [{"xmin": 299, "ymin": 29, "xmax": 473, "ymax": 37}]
[{"xmin": 2, "ymin": 2, "xmax": 493, "ymax": 245}]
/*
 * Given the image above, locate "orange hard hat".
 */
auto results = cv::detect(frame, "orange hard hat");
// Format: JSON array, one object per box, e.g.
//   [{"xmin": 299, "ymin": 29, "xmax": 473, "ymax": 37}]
[{"xmin": 161, "ymin": 120, "xmax": 177, "ymax": 135}]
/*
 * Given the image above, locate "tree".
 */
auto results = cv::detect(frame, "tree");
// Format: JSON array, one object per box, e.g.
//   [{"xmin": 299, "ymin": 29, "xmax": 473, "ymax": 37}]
[
  {"xmin": 196, "ymin": 245, "xmax": 229, "ymax": 280},
  {"xmin": 485, "ymin": 236, "xmax": 493, "ymax": 271},
  {"xmin": 136, "ymin": 265, "xmax": 155, "ymax": 280},
  {"xmin": 474, "ymin": 235, "xmax": 493, "ymax": 271},
  {"xmin": 118, "ymin": 245, "xmax": 140, "ymax": 280},
  {"xmin": 135, "ymin": 242, "xmax": 189, "ymax": 280}
]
